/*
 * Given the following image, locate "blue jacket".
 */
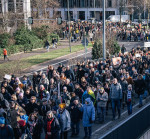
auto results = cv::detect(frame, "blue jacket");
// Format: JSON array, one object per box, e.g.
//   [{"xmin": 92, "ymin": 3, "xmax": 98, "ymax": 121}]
[{"xmin": 80, "ymin": 98, "xmax": 95, "ymax": 127}]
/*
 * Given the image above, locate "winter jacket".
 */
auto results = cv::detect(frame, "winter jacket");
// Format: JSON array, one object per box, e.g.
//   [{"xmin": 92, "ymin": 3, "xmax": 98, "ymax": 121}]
[
  {"xmin": 57, "ymin": 109, "xmax": 71, "ymax": 132},
  {"xmin": 119, "ymin": 80, "xmax": 128, "ymax": 93},
  {"xmin": 44, "ymin": 117, "xmax": 60, "ymax": 139},
  {"xmin": 25, "ymin": 102, "xmax": 39, "ymax": 116},
  {"xmin": 110, "ymin": 83, "xmax": 122, "ymax": 100},
  {"xmin": 80, "ymin": 98, "xmax": 95, "ymax": 127},
  {"xmin": 61, "ymin": 92, "xmax": 71, "ymax": 107},
  {"xmin": 134, "ymin": 79, "xmax": 146, "ymax": 95},
  {"xmin": 1, "ymin": 91, "xmax": 11, "ymax": 101},
  {"xmin": 8, "ymin": 104, "xmax": 26, "ymax": 128},
  {"xmin": 0, "ymin": 93, "xmax": 10, "ymax": 111},
  {"xmin": 65, "ymin": 69, "xmax": 75, "ymax": 81},
  {"xmin": 69, "ymin": 103, "xmax": 82, "ymax": 123},
  {"xmin": 0, "ymin": 125, "xmax": 14, "ymax": 139},
  {"xmin": 39, "ymin": 89, "xmax": 50, "ymax": 101},
  {"xmin": 96, "ymin": 91, "xmax": 108, "ymax": 107}
]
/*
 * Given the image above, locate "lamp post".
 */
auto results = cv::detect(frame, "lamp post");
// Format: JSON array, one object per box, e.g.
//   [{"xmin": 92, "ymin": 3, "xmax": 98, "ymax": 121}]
[
  {"xmin": 103, "ymin": 0, "xmax": 106, "ymax": 60},
  {"xmin": 67, "ymin": 0, "xmax": 71, "ymax": 52}
]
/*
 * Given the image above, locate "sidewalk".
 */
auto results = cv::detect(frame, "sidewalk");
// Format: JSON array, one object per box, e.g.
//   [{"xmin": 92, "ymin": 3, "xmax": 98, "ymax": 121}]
[{"xmin": 0, "ymin": 39, "xmax": 81, "ymax": 64}]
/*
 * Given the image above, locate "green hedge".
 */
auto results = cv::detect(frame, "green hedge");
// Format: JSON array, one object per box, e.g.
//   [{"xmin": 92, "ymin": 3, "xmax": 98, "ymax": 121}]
[{"xmin": 0, "ymin": 33, "xmax": 11, "ymax": 48}]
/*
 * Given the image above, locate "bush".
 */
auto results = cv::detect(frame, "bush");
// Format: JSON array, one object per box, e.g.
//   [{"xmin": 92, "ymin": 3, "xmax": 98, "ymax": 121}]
[
  {"xmin": 32, "ymin": 26, "xmax": 49, "ymax": 40},
  {"xmin": 49, "ymin": 34, "xmax": 59, "ymax": 44},
  {"xmin": 0, "ymin": 33, "xmax": 11, "ymax": 48},
  {"xmin": 7, "ymin": 45, "xmax": 24, "ymax": 54},
  {"xmin": 14, "ymin": 27, "xmax": 44, "ymax": 52}
]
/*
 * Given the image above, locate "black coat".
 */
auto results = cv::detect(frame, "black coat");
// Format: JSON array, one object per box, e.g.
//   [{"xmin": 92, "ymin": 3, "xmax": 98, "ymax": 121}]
[
  {"xmin": 135, "ymin": 79, "xmax": 146, "ymax": 95},
  {"xmin": 44, "ymin": 117, "xmax": 60, "ymax": 139},
  {"xmin": 0, "ymin": 125, "xmax": 14, "ymax": 139},
  {"xmin": 25, "ymin": 102, "xmax": 39, "ymax": 116},
  {"xmin": 69, "ymin": 103, "xmax": 82, "ymax": 123}
]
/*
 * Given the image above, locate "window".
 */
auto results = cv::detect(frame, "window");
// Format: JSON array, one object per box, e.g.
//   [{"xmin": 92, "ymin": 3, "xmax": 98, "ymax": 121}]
[
  {"xmin": 108, "ymin": 0, "xmax": 112, "ymax": 7},
  {"xmin": 8, "ymin": 0, "xmax": 14, "ymax": 12}
]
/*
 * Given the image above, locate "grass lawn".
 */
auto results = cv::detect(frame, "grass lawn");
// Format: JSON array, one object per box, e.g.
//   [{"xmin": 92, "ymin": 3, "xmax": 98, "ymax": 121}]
[{"xmin": 0, "ymin": 43, "xmax": 92, "ymax": 75}]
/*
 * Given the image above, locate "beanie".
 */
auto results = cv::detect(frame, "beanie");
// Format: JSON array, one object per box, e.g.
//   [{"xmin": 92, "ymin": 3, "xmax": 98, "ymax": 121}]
[{"xmin": 18, "ymin": 120, "xmax": 26, "ymax": 127}]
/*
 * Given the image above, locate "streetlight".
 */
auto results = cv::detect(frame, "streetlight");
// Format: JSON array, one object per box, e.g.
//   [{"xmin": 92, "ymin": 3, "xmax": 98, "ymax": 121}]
[
  {"xmin": 103, "ymin": 0, "xmax": 106, "ymax": 60},
  {"xmin": 67, "ymin": 0, "xmax": 71, "ymax": 52}
]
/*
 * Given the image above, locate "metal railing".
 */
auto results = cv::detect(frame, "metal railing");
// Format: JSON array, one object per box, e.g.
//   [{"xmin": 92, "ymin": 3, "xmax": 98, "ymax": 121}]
[{"xmin": 100, "ymin": 102, "xmax": 150, "ymax": 139}]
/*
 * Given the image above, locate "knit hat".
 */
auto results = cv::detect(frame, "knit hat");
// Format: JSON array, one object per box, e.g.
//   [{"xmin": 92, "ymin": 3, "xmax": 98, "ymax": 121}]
[
  {"xmin": 19, "ymin": 92, "xmax": 24, "ymax": 98},
  {"xmin": 18, "ymin": 120, "xmax": 26, "ymax": 127},
  {"xmin": 59, "ymin": 103, "xmax": 66, "ymax": 109},
  {"xmin": 0, "ymin": 117, "xmax": 5, "ymax": 124},
  {"xmin": 16, "ymin": 87, "xmax": 20, "ymax": 92},
  {"xmin": 15, "ymin": 77, "xmax": 20, "ymax": 81}
]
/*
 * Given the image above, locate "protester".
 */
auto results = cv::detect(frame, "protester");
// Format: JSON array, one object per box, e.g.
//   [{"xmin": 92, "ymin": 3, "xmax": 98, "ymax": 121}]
[
  {"xmin": 110, "ymin": 78, "xmax": 122, "ymax": 120},
  {"xmin": 96, "ymin": 87, "xmax": 108, "ymax": 123},
  {"xmin": 57, "ymin": 103, "xmax": 71, "ymax": 139},
  {"xmin": 44, "ymin": 111, "xmax": 60, "ymax": 139},
  {"xmin": 80, "ymin": 98, "xmax": 95, "ymax": 139}
]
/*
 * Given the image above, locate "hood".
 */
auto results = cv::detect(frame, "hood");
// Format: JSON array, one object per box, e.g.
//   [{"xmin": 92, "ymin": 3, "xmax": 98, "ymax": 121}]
[{"xmin": 85, "ymin": 98, "xmax": 92, "ymax": 104}]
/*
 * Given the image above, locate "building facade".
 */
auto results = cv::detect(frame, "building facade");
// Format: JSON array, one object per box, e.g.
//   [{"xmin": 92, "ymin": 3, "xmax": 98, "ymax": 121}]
[
  {"xmin": 0, "ymin": 0, "xmax": 31, "ymax": 32},
  {"xmin": 49, "ymin": 0, "xmax": 120, "ymax": 21}
]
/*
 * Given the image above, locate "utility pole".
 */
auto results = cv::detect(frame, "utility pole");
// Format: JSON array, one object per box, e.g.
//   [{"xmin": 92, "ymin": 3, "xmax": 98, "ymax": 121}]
[
  {"xmin": 103, "ymin": 0, "xmax": 106, "ymax": 60},
  {"xmin": 67, "ymin": 0, "xmax": 71, "ymax": 52}
]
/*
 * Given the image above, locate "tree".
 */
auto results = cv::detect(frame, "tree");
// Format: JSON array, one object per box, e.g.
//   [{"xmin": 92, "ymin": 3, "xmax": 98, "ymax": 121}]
[{"xmin": 92, "ymin": 40, "xmax": 103, "ymax": 59}]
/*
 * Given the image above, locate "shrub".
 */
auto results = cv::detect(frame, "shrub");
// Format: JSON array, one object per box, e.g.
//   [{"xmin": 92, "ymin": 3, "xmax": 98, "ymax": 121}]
[
  {"xmin": 0, "ymin": 33, "xmax": 11, "ymax": 48},
  {"xmin": 14, "ymin": 27, "xmax": 44, "ymax": 52},
  {"xmin": 32, "ymin": 26, "xmax": 49, "ymax": 40}
]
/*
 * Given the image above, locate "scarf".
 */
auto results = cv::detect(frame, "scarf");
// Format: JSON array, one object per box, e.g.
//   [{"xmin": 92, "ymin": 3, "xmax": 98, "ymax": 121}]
[{"xmin": 47, "ymin": 118, "xmax": 54, "ymax": 133}]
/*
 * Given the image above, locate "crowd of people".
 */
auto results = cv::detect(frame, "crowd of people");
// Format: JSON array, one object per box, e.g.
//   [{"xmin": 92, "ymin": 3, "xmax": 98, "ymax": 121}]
[
  {"xmin": 62, "ymin": 21, "xmax": 150, "ymax": 43},
  {"xmin": 0, "ymin": 45, "xmax": 150, "ymax": 139}
]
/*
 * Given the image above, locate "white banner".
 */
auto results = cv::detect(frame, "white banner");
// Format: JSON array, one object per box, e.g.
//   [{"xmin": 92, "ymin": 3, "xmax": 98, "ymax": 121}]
[{"xmin": 144, "ymin": 42, "xmax": 150, "ymax": 48}]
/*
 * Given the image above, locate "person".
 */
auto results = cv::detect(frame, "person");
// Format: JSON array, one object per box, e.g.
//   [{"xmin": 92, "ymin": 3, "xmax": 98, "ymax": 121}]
[
  {"xmin": 52, "ymin": 38, "xmax": 55, "ymax": 48},
  {"xmin": 110, "ymin": 78, "xmax": 122, "ymax": 120},
  {"xmin": 82, "ymin": 86, "xmax": 95, "ymax": 104},
  {"xmin": 80, "ymin": 98, "xmax": 95, "ymax": 139},
  {"xmin": 45, "ymin": 40, "xmax": 50, "ymax": 52},
  {"xmin": 119, "ymin": 75, "xmax": 128, "ymax": 109},
  {"xmin": 3, "ymin": 48, "xmax": 9, "ymax": 61},
  {"xmin": 126, "ymin": 85, "xmax": 133, "ymax": 115},
  {"xmin": 44, "ymin": 111, "xmax": 60, "ymax": 139},
  {"xmin": 0, "ymin": 117, "xmax": 14, "ymax": 139},
  {"xmin": 27, "ymin": 113, "xmax": 38, "ymax": 137},
  {"xmin": 69, "ymin": 97, "xmax": 82, "ymax": 137},
  {"xmin": 57, "ymin": 103, "xmax": 71, "ymax": 139},
  {"xmin": 17, "ymin": 119, "xmax": 32, "ymax": 139},
  {"xmin": 134, "ymin": 74, "xmax": 146, "ymax": 107},
  {"xmin": 25, "ymin": 96, "xmax": 39, "ymax": 116},
  {"xmin": 39, "ymin": 98, "xmax": 51, "ymax": 120},
  {"xmin": 96, "ymin": 87, "xmax": 108, "ymax": 123},
  {"xmin": 7, "ymin": 100, "xmax": 26, "ymax": 139}
]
